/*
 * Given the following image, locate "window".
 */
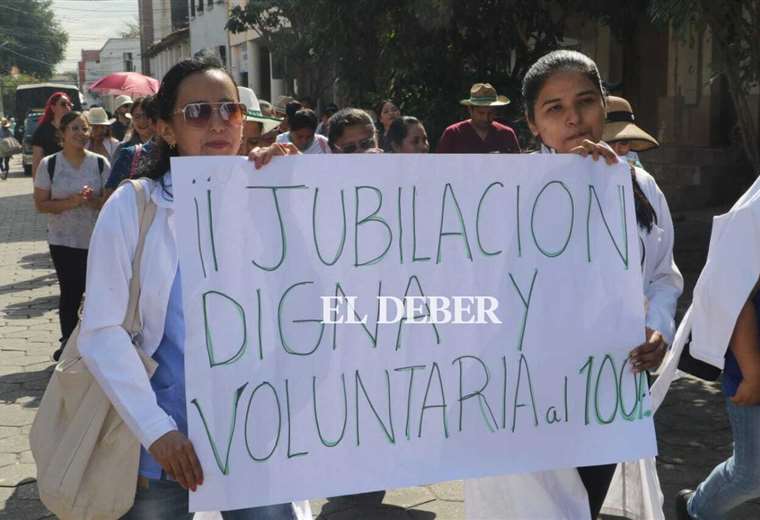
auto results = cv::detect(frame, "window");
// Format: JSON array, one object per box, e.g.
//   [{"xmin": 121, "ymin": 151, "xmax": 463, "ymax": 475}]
[
  {"xmin": 190, "ymin": 0, "xmax": 195, "ymax": 17},
  {"xmin": 197, "ymin": 0, "xmax": 203, "ymax": 13},
  {"xmin": 218, "ymin": 45, "xmax": 227, "ymax": 67},
  {"xmin": 123, "ymin": 52, "xmax": 134, "ymax": 72}
]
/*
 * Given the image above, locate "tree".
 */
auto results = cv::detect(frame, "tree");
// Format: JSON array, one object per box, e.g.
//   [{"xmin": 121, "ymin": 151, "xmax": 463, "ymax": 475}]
[
  {"xmin": 650, "ymin": 0, "xmax": 760, "ymax": 173},
  {"xmin": 120, "ymin": 20, "xmax": 141, "ymax": 39},
  {"xmin": 0, "ymin": 72, "xmax": 40, "ymax": 118},
  {"xmin": 0, "ymin": 0, "xmax": 68, "ymax": 79},
  {"xmin": 228, "ymin": 1, "xmax": 646, "ymax": 146}
]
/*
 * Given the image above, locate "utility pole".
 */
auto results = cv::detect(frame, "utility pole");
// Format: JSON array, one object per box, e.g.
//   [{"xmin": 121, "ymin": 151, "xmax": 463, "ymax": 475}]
[{"xmin": 0, "ymin": 41, "xmax": 9, "ymax": 117}]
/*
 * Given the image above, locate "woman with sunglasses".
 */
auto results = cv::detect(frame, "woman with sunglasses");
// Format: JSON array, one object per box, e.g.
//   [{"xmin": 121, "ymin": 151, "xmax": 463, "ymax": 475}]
[
  {"xmin": 31, "ymin": 92, "xmax": 72, "ymax": 180},
  {"xmin": 465, "ymin": 50, "xmax": 682, "ymax": 520},
  {"xmin": 77, "ymin": 58, "xmax": 308, "ymax": 520}
]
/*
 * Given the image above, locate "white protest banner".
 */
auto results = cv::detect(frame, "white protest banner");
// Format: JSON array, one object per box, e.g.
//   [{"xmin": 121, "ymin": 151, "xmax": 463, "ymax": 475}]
[{"xmin": 171, "ymin": 154, "xmax": 657, "ymax": 512}]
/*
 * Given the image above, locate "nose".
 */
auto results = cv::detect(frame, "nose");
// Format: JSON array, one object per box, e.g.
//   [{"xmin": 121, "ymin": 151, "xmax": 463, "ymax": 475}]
[
  {"xmin": 566, "ymin": 106, "xmax": 580, "ymax": 127},
  {"xmin": 208, "ymin": 107, "xmax": 226, "ymax": 133}
]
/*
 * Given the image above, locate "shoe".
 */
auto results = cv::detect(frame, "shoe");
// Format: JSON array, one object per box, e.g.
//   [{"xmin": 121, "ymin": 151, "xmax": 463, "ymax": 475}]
[{"xmin": 675, "ymin": 489, "xmax": 695, "ymax": 520}]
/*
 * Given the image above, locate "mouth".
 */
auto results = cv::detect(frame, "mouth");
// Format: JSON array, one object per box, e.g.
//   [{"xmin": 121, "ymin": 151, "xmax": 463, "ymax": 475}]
[{"xmin": 204, "ymin": 140, "xmax": 231, "ymax": 150}]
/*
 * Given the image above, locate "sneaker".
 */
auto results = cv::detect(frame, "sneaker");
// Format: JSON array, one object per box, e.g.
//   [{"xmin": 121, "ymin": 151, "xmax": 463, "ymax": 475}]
[{"xmin": 675, "ymin": 489, "xmax": 695, "ymax": 520}]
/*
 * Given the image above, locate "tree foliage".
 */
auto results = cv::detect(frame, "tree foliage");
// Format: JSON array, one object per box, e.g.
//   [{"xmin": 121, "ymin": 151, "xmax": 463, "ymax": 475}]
[
  {"xmin": 0, "ymin": 0, "xmax": 68, "ymax": 79},
  {"xmin": 228, "ymin": 1, "xmax": 645, "ymax": 145},
  {"xmin": 651, "ymin": 0, "xmax": 760, "ymax": 172}
]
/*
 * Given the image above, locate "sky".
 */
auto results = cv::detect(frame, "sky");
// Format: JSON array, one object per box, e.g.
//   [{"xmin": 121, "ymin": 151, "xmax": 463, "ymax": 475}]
[{"xmin": 52, "ymin": 0, "xmax": 139, "ymax": 73}]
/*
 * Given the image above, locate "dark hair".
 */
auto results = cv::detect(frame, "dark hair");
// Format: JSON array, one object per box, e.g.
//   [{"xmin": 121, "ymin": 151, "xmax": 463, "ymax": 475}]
[
  {"xmin": 141, "ymin": 58, "xmax": 238, "ymax": 182},
  {"xmin": 289, "ymin": 109, "xmax": 318, "ymax": 132},
  {"xmin": 285, "ymin": 100, "xmax": 303, "ymax": 121},
  {"xmin": 386, "ymin": 116, "xmax": 422, "ymax": 152},
  {"xmin": 327, "ymin": 108, "xmax": 376, "ymax": 151},
  {"xmin": 522, "ymin": 50, "xmax": 656, "ymax": 231},
  {"xmin": 374, "ymin": 99, "xmax": 397, "ymax": 121},
  {"xmin": 522, "ymin": 50, "xmax": 606, "ymax": 123},
  {"xmin": 57, "ymin": 111, "xmax": 87, "ymax": 145},
  {"xmin": 131, "ymin": 95, "xmax": 157, "ymax": 121},
  {"xmin": 322, "ymin": 103, "xmax": 338, "ymax": 118},
  {"xmin": 39, "ymin": 92, "xmax": 71, "ymax": 126}
]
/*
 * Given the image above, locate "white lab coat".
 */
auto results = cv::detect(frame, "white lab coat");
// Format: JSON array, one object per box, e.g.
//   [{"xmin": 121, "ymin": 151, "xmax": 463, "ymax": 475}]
[
  {"xmin": 79, "ymin": 177, "xmax": 311, "ymax": 519},
  {"xmin": 465, "ymin": 159, "xmax": 683, "ymax": 520}
]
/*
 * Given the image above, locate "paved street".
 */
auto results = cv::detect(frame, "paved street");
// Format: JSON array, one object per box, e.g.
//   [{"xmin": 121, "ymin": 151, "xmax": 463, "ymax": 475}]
[{"xmin": 0, "ymin": 154, "xmax": 758, "ymax": 519}]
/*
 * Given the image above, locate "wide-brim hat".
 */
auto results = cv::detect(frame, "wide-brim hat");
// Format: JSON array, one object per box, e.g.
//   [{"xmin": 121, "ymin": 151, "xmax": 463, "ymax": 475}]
[
  {"xmin": 85, "ymin": 107, "xmax": 115, "ymax": 126},
  {"xmin": 237, "ymin": 86, "xmax": 281, "ymax": 132},
  {"xmin": 114, "ymin": 95, "xmax": 133, "ymax": 111},
  {"xmin": 0, "ymin": 118, "xmax": 9, "ymax": 127},
  {"xmin": 602, "ymin": 96, "xmax": 659, "ymax": 152},
  {"xmin": 460, "ymin": 83, "xmax": 510, "ymax": 107}
]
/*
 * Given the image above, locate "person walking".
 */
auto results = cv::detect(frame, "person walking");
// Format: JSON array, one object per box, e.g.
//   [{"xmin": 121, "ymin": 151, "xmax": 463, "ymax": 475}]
[
  {"xmin": 0, "ymin": 118, "xmax": 13, "ymax": 178},
  {"xmin": 31, "ymin": 92, "xmax": 72, "ymax": 179},
  {"xmin": 436, "ymin": 83, "xmax": 520, "ymax": 154},
  {"xmin": 111, "ymin": 95, "xmax": 133, "ymax": 141},
  {"xmin": 85, "ymin": 107, "xmax": 120, "ymax": 161},
  {"xmin": 33, "ymin": 111, "xmax": 110, "ymax": 361},
  {"xmin": 77, "ymin": 58, "xmax": 308, "ymax": 520}
]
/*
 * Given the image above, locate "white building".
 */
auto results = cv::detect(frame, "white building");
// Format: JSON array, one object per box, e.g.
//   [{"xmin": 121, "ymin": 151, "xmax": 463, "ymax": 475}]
[
  {"xmin": 78, "ymin": 39, "xmax": 142, "ymax": 109},
  {"xmin": 189, "ymin": 0, "xmax": 229, "ymax": 66},
  {"xmin": 139, "ymin": 0, "xmax": 191, "ymax": 81},
  {"xmin": 227, "ymin": 0, "xmax": 289, "ymax": 106}
]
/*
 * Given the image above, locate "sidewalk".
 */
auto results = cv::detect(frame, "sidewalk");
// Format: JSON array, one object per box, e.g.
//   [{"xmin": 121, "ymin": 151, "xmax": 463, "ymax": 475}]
[{"xmin": 0, "ymin": 154, "xmax": 757, "ymax": 519}]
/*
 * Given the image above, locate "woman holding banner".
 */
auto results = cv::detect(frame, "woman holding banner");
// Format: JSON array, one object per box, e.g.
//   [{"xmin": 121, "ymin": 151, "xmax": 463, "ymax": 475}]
[
  {"xmin": 465, "ymin": 50, "xmax": 682, "ymax": 520},
  {"xmin": 77, "ymin": 58, "xmax": 309, "ymax": 519}
]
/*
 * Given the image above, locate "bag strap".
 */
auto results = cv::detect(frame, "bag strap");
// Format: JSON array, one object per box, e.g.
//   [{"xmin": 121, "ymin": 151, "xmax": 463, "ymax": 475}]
[
  {"xmin": 122, "ymin": 179, "xmax": 157, "ymax": 337},
  {"xmin": 47, "ymin": 153, "xmax": 57, "ymax": 182},
  {"xmin": 128, "ymin": 144, "xmax": 143, "ymax": 179}
]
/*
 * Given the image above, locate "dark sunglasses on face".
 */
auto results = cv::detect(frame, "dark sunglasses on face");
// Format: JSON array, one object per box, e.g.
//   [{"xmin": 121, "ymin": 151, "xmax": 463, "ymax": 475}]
[
  {"xmin": 334, "ymin": 136, "xmax": 376, "ymax": 154},
  {"xmin": 174, "ymin": 102, "xmax": 247, "ymax": 128}
]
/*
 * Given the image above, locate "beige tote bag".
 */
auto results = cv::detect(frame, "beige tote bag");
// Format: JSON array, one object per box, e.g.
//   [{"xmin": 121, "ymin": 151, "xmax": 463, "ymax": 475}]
[{"xmin": 30, "ymin": 180, "xmax": 158, "ymax": 520}]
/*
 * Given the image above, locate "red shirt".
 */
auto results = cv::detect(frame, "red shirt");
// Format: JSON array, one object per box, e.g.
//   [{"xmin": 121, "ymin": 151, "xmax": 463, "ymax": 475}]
[{"xmin": 436, "ymin": 120, "xmax": 520, "ymax": 154}]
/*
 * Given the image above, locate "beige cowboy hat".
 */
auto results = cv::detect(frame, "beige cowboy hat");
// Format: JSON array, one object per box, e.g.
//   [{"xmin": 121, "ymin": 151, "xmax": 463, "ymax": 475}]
[
  {"xmin": 602, "ymin": 96, "xmax": 659, "ymax": 151},
  {"xmin": 460, "ymin": 83, "xmax": 510, "ymax": 107},
  {"xmin": 85, "ymin": 107, "xmax": 115, "ymax": 126}
]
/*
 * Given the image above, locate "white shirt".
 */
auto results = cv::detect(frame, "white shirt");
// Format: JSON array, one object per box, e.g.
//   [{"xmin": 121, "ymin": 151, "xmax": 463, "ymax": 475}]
[{"xmin": 275, "ymin": 131, "xmax": 330, "ymax": 154}]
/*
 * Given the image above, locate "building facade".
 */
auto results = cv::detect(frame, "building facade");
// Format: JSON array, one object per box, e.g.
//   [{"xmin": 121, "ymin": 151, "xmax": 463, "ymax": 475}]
[
  {"xmin": 139, "ymin": 0, "xmax": 191, "ymax": 81},
  {"xmin": 189, "ymin": 0, "xmax": 229, "ymax": 66}
]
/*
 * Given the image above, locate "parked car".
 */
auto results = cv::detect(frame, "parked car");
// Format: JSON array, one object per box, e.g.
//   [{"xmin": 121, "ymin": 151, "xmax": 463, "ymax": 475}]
[{"xmin": 22, "ymin": 111, "xmax": 43, "ymax": 177}]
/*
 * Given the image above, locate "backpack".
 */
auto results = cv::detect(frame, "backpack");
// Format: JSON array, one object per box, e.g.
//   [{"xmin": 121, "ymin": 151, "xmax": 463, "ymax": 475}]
[
  {"xmin": 30, "ymin": 180, "xmax": 158, "ymax": 520},
  {"xmin": 47, "ymin": 153, "xmax": 105, "ymax": 181}
]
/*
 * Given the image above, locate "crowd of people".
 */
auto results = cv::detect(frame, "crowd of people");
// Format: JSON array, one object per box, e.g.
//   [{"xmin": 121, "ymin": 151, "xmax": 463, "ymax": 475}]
[{"xmin": 26, "ymin": 48, "xmax": 760, "ymax": 520}]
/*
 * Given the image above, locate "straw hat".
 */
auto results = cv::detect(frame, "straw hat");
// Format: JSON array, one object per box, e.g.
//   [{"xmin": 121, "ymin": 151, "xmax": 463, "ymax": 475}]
[
  {"xmin": 460, "ymin": 83, "xmax": 510, "ymax": 107},
  {"xmin": 238, "ymin": 86, "xmax": 282, "ymax": 133},
  {"xmin": 0, "ymin": 118, "xmax": 9, "ymax": 128},
  {"xmin": 602, "ymin": 96, "xmax": 659, "ymax": 151},
  {"xmin": 85, "ymin": 107, "xmax": 115, "ymax": 126}
]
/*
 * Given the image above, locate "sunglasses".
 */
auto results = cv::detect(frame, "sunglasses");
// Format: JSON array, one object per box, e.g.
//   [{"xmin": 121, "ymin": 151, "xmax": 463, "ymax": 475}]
[
  {"xmin": 174, "ymin": 102, "xmax": 247, "ymax": 128},
  {"xmin": 58, "ymin": 100, "xmax": 72, "ymax": 108},
  {"xmin": 333, "ymin": 136, "xmax": 376, "ymax": 154}
]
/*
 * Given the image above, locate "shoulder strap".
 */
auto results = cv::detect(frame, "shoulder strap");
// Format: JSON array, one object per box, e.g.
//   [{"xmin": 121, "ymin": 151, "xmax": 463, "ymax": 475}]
[
  {"xmin": 128, "ymin": 144, "xmax": 143, "ymax": 179},
  {"xmin": 122, "ymin": 179, "xmax": 157, "ymax": 339},
  {"xmin": 97, "ymin": 156, "xmax": 104, "ymax": 175},
  {"xmin": 47, "ymin": 154, "xmax": 57, "ymax": 182}
]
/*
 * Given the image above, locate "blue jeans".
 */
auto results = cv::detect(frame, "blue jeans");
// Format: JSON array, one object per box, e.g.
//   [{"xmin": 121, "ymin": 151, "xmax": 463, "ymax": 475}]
[
  {"xmin": 121, "ymin": 479, "xmax": 296, "ymax": 520},
  {"xmin": 688, "ymin": 398, "xmax": 760, "ymax": 519}
]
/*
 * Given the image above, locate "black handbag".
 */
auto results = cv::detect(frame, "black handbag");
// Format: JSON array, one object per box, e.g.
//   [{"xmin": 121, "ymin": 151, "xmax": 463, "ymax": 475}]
[{"xmin": 677, "ymin": 333, "xmax": 722, "ymax": 381}]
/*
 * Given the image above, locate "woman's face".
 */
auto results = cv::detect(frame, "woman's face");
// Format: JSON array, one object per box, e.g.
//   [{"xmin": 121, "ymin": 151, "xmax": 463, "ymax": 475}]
[
  {"xmin": 132, "ymin": 105, "xmax": 155, "ymax": 141},
  {"xmin": 527, "ymin": 71, "xmax": 605, "ymax": 153},
  {"xmin": 160, "ymin": 70, "xmax": 243, "ymax": 157},
  {"xmin": 52, "ymin": 96, "xmax": 72, "ymax": 121},
  {"xmin": 333, "ymin": 124, "xmax": 377, "ymax": 153},
  {"xmin": 380, "ymin": 102, "xmax": 400, "ymax": 128},
  {"xmin": 62, "ymin": 116, "xmax": 90, "ymax": 149},
  {"xmin": 610, "ymin": 140, "xmax": 631, "ymax": 157},
  {"xmin": 395, "ymin": 123, "xmax": 429, "ymax": 153},
  {"xmin": 90, "ymin": 125, "xmax": 108, "ymax": 141}
]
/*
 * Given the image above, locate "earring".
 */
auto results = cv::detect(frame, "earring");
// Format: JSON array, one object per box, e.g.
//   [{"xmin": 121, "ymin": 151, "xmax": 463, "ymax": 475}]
[{"xmin": 168, "ymin": 143, "xmax": 176, "ymax": 151}]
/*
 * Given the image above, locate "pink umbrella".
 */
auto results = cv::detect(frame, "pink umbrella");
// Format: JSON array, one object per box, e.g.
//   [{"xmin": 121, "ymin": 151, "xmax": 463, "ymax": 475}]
[{"xmin": 89, "ymin": 72, "xmax": 160, "ymax": 96}]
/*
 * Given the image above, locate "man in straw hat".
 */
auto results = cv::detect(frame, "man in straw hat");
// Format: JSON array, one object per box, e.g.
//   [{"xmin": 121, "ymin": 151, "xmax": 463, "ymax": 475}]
[
  {"xmin": 436, "ymin": 83, "xmax": 520, "ymax": 153},
  {"xmin": 602, "ymin": 95, "xmax": 659, "ymax": 168},
  {"xmin": 237, "ymin": 86, "xmax": 283, "ymax": 154}
]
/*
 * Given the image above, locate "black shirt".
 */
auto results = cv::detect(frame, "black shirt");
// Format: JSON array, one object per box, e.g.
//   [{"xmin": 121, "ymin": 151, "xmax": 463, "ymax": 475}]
[
  {"xmin": 111, "ymin": 120, "xmax": 128, "ymax": 141},
  {"xmin": 31, "ymin": 122, "xmax": 61, "ymax": 157}
]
